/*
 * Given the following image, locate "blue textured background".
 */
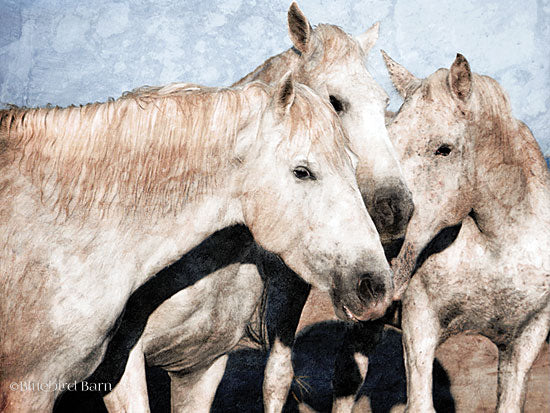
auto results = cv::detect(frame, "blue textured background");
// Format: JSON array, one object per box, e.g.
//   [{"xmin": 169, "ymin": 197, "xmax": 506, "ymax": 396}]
[{"xmin": 1, "ymin": 0, "xmax": 549, "ymax": 153}]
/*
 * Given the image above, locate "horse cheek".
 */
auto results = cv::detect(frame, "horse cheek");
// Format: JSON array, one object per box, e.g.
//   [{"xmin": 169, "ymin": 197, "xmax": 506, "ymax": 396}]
[{"xmin": 241, "ymin": 189, "xmax": 286, "ymax": 254}]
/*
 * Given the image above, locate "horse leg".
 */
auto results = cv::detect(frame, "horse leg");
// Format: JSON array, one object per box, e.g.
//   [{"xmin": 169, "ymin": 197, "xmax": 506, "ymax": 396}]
[
  {"xmin": 263, "ymin": 337, "xmax": 295, "ymax": 413},
  {"xmin": 103, "ymin": 339, "xmax": 150, "ymax": 413},
  {"xmin": 402, "ymin": 286, "xmax": 440, "ymax": 413},
  {"xmin": 332, "ymin": 320, "xmax": 384, "ymax": 413},
  {"xmin": 262, "ymin": 260, "xmax": 311, "ymax": 413},
  {"xmin": 495, "ymin": 306, "xmax": 550, "ymax": 413},
  {"xmin": 168, "ymin": 354, "xmax": 228, "ymax": 413}
]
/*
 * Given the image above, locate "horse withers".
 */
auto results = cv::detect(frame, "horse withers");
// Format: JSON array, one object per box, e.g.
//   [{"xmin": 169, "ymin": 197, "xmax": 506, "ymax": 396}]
[{"xmin": 0, "ymin": 73, "xmax": 390, "ymax": 412}]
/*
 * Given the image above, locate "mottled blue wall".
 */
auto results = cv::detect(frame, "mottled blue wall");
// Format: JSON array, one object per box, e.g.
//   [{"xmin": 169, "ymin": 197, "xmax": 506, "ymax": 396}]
[{"xmin": 1, "ymin": 0, "xmax": 549, "ymax": 153}]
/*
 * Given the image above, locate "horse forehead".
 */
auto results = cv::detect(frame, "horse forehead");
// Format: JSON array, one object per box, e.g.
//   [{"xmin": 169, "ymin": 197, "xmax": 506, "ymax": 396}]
[
  {"xmin": 392, "ymin": 100, "xmax": 463, "ymax": 152},
  {"xmin": 285, "ymin": 117, "xmax": 351, "ymax": 164},
  {"xmin": 326, "ymin": 62, "xmax": 387, "ymax": 104},
  {"xmin": 305, "ymin": 28, "xmax": 387, "ymax": 103}
]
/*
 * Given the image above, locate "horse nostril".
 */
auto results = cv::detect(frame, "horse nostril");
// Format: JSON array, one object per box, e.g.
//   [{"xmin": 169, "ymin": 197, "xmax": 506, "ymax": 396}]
[
  {"xmin": 372, "ymin": 188, "xmax": 414, "ymax": 236},
  {"xmin": 358, "ymin": 276, "xmax": 375, "ymax": 304},
  {"xmin": 374, "ymin": 197, "xmax": 395, "ymax": 228}
]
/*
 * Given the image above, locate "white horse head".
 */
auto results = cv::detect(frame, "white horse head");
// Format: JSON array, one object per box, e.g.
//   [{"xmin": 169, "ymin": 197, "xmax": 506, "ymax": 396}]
[{"xmin": 238, "ymin": 74, "xmax": 393, "ymax": 320}]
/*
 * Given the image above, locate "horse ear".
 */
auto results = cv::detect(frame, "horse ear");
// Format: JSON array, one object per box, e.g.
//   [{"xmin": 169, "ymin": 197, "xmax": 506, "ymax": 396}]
[
  {"xmin": 355, "ymin": 22, "xmax": 380, "ymax": 55},
  {"xmin": 449, "ymin": 53, "xmax": 472, "ymax": 101},
  {"xmin": 288, "ymin": 2, "xmax": 312, "ymax": 54},
  {"xmin": 381, "ymin": 50, "xmax": 420, "ymax": 98},
  {"xmin": 276, "ymin": 71, "xmax": 296, "ymax": 114}
]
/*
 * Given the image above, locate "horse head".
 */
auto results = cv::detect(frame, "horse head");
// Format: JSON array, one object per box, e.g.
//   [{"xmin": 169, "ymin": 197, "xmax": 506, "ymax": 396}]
[
  {"xmin": 384, "ymin": 52, "xmax": 493, "ymax": 298},
  {"xmin": 238, "ymin": 73, "xmax": 393, "ymax": 321},
  {"xmin": 287, "ymin": 3, "xmax": 414, "ymax": 245}
]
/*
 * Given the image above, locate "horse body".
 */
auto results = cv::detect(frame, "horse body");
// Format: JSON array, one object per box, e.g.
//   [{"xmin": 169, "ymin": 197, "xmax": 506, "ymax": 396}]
[
  {"xmin": 100, "ymin": 4, "xmax": 412, "ymax": 413},
  {"xmin": 407, "ymin": 215, "xmax": 549, "ymax": 343},
  {"xmin": 1, "ymin": 74, "xmax": 385, "ymax": 412},
  {"xmin": 384, "ymin": 53, "xmax": 550, "ymax": 413}
]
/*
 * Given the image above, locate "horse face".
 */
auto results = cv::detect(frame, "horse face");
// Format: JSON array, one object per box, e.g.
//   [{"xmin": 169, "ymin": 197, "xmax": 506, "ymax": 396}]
[
  {"xmin": 383, "ymin": 53, "xmax": 475, "ymax": 298},
  {"xmin": 241, "ymin": 75, "xmax": 393, "ymax": 321},
  {"xmin": 321, "ymin": 60, "xmax": 414, "ymax": 245},
  {"xmin": 287, "ymin": 4, "xmax": 413, "ymax": 245}
]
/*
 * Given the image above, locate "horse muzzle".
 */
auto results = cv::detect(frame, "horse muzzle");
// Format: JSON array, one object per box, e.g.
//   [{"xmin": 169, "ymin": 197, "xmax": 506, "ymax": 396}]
[
  {"xmin": 369, "ymin": 180, "xmax": 414, "ymax": 242},
  {"xmin": 331, "ymin": 270, "xmax": 393, "ymax": 322}
]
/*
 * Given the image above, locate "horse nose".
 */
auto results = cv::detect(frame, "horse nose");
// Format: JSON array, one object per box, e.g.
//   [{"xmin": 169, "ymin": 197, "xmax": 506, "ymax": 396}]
[
  {"xmin": 357, "ymin": 274, "xmax": 386, "ymax": 305},
  {"xmin": 371, "ymin": 184, "xmax": 414, "ymax": 237}
]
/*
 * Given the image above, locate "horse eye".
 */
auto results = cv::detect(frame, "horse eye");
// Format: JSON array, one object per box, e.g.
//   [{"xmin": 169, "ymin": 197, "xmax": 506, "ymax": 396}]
[
  {"xmin": 435, "ymin": 144, "xmax": 452, "ymax": 156},
  {"xmin": 293, "ymin": 166, "xmax": 316, "ymax": 180},
  {"xmin": 329, "ymin": 95, "xmax": 345, "ymax": 113}
]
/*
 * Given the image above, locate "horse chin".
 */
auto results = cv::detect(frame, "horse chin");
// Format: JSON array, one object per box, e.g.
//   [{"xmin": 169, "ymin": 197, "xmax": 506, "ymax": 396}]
[
  {"xmin": 333, "ymin": 295, "xmax": 392, "ymax": 322},
  {"xmin": 359, "ymin": 298, "xmax": 393, "ymax": 321},
  {"xmin": 333, "ymin": 303, "xmax": 360, "ymax": 322}
]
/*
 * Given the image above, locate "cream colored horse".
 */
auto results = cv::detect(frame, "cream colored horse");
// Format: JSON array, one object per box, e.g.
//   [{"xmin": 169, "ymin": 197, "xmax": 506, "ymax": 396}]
[
  {"xmin": 0, "ymin": 74, "xmax": 391, "ymax": 412},
  {"xmin": 98, "ymin": 3, "xmax": 412, "ymax": 413},
  {"xmin": 384, "ymin": 52, "xmax": 550, "ymax": 413}
]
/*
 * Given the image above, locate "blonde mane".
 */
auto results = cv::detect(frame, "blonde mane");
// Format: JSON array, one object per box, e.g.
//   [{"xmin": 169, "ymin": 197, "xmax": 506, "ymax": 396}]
[
  {"xmin": 0, "ymin": 82, "xmax": 269, "ymax": 218},
  {"xmin": 283, "ymin": 82, "xmax": 352, "ymax": 170},
  {"xmin": 0, "ymin": 80, "xmax": 352, "ymax": 221}
]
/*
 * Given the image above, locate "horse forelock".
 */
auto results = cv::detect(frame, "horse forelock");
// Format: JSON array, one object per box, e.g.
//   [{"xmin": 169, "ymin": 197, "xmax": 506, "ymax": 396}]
[
  {"xmin": 470, "ymin": 74, "xmax": 548, "ymax": 189},
  {"xmin": 0, "ymin": 82, "xmax": 270, "ymax": 219},
  {"xmin": 285, "ymin": 83, "xmax": 352, "ymax": 170},
  {"xmin": 298, "ymin": 24, "xmax": 363, "ymax": 77},
  {"xmin": 315, "ymin": 24, "xmax": 362, "ymax": 60}
]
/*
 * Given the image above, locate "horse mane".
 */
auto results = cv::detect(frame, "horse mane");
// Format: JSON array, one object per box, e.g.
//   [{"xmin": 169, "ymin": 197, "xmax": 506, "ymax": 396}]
[
  {"xmin": 0, "ymin": 82, "xmax": 269, "ymax": 218},
  {"xmin": 470, "ymin": 75, "xmax": 547, "ymax": 177}
]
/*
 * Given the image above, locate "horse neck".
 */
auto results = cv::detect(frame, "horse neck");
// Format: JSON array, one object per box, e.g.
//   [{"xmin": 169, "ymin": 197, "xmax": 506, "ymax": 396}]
[
  {"xmin": 232, "ymin": 48, "xmax": 301, "ymax": 87},
  {"xmin": 470, "ymin": 117, "xmax": 550, "ymax": 240}
]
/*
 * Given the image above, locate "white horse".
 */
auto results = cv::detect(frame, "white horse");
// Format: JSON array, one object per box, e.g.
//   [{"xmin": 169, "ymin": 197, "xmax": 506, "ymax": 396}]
[
  {"xmin": 0, "ymin": 73, "xmax": 390, "ymax": 412},
  {"xmin": 97, "ymin": 3, "xmax": 412, "ymax": 413},
  {"xmin": 386, "ymin": 52, "xmax": 550, "ymax": 413}
]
